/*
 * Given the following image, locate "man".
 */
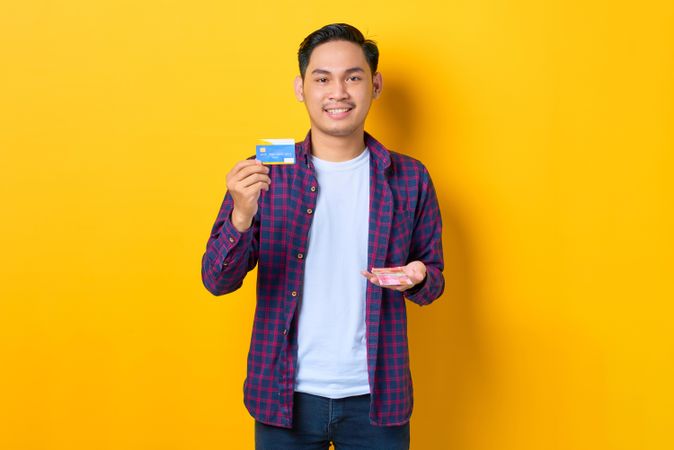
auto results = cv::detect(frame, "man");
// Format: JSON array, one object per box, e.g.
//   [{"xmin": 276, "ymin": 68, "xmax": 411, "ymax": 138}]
[{"xmin": 202, "ymin": 23, "xmax": 444, "ymax": 450}]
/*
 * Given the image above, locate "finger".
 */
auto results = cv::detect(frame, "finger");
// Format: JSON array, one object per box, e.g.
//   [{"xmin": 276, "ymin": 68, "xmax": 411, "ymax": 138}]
[
  {"xmin": 228, "ymin": 159, "xmax": 263, "ymax": 178},
  {"xmin": 228, "ymin": 171, "xmax": 270, "ymax": 194},
  {"xmin": 361, "ymin": 271, "xmax": 380, "ymax": 286},
  {"xmin": 401, "ymin": 264, "xmax": 417, "ymax": 278},
  {"xmin": 241, "ymin": 181, "xmax": 271, "ymax": 197},
  {"xmin": 228, "ymin": 161, "xmax": 269, "ymax": 184},
  {"xmin": 403, "ymin": 263, "xmax": 425, "ymax": 283},
  {"xmin": 231, "ymin": 164, "xmax": 270, "ymax": 184},
  {"xmin": 239, "ymin": 173, "xmax": 271, "ymax": 189},
  {"xmin": 361, "ymin": 270, "xmax": 376, "ymax": 281},
  {"xmin": 406, "ymin": 272, "xmax": 423, "ymax": 285}
]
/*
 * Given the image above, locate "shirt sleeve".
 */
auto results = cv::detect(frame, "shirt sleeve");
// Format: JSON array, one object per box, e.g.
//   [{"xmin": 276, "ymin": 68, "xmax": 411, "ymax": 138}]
[
  {"xmin": 201, "ymin": 190, "xmax": 260, "ymax": 296},
  {"xmin": 404, "ymin": 166, "xmax": 445, "ymax": 305}
]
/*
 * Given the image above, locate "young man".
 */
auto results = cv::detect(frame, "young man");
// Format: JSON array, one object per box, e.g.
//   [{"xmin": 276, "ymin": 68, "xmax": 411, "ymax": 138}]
[{"xmin": 202, "ymin": 23, "xmax": 444, "ymax": 450}]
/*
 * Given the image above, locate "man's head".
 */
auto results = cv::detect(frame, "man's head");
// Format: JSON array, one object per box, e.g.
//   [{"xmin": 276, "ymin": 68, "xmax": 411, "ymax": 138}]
[
  {"xmin": 294, "ymin": 23, "xmax": 383, "ymax": 141},
  {"xmin": 298, "ymin": 23, "xmax": 379, "ymax": 80}
]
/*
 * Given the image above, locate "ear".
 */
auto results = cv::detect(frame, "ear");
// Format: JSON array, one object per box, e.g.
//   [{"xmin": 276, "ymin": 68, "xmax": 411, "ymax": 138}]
[
  {"xmin": 294, "ymin": 75, "xmax": 304, "ymax": 102},
  {"xmin": 372, "ymin": 72, "xmax": 383, "ymax": 99}
]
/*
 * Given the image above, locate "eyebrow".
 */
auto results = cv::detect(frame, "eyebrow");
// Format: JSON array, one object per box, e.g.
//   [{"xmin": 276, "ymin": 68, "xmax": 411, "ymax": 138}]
[{"xmin": 311, "ymin": 67, "xmax": 366, "ymax": 75}]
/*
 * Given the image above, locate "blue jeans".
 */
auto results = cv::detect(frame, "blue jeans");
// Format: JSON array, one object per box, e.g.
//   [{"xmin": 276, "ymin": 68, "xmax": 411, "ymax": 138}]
[{"xmin": 255, "ymin": 392, "xmax": 410, "ymax": 449}]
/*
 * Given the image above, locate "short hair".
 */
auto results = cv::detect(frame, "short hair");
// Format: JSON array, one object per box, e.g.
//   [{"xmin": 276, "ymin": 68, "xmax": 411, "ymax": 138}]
[{"xmin": 298, "ymin": 23, "xmax": 379, "ymax": 79}]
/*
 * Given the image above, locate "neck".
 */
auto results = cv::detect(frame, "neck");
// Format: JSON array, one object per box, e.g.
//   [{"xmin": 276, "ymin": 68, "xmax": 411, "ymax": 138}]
[{"xmin": 310, "ymin": 128, "xmax": 366, "ymax": 162}]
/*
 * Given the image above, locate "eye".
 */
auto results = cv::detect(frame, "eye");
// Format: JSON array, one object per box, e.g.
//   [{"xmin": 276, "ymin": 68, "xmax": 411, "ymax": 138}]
[
  {"xmin": 316, "ymin": 77, "xmax": 328, "ymax": 84},
  {"xmin": 348, "ymin": 76, "xmax": 362, "ymax": 82}
]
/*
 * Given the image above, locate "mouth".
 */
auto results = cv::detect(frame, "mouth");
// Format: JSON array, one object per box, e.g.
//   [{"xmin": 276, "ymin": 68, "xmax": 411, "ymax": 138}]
[{"xmin": 323, "ymin": 106, "xmax": 354, "ymax": 119}]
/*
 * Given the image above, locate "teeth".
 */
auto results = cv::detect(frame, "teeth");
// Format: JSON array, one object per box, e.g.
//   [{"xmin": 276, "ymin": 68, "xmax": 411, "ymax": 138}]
[{"xmin": 326, "ymin": 108, "xmax": 350, "ymax": 113}]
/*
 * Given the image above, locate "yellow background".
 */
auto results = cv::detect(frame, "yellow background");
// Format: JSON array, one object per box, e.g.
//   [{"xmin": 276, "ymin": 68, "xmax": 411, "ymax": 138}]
[{"xmin": 1, "ymin": 1, "xmax": 672, "ymax": 449}]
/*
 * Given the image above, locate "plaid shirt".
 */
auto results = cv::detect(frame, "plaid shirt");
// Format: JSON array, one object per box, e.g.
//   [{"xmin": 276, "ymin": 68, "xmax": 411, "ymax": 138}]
[{"xmin": 202, "ymin": 131, "xmax": 444, "ymax": 428}]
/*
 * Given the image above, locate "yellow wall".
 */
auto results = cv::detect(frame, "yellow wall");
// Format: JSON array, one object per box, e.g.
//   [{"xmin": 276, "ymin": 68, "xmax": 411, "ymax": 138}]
[{"xmin": 1, "ymin": 1, "xmax": 672, "ymax": 449}]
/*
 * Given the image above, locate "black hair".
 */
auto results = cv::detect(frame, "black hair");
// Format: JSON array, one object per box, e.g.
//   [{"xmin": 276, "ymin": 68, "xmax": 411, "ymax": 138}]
[{"xmin": 298, "ymin": 23, "xmax": 379, "ymax": 79}]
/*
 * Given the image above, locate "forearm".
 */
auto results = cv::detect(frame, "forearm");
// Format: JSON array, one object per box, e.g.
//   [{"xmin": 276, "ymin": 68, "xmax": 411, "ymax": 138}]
[
  {"xmin": 404, "ymin": 167, "xmax": 445, "ymax": 306},
  {"xmin": 201, "ymin": 197, "xmax": 259, "ymax": 296}
]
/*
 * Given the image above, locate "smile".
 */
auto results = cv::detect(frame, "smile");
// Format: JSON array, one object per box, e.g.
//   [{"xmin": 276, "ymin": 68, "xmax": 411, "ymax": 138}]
[
  {"xmin": 325, "ymin": 108, "xmax": 352, "ymax": 113},
  {"xmin": 323, "ymin": 107, "xmax": 354, "ymax": 119}
]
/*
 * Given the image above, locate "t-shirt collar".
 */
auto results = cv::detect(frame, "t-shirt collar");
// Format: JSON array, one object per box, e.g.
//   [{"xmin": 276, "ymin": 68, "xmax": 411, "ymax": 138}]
[{"xmin": 299, "ymin": 130, "xmax": 392, "ymax": 172}]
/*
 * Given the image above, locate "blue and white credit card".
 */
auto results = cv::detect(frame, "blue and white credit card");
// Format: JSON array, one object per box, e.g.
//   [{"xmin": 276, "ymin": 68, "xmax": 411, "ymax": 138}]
[{"xmin": 256, "ymin": 139, "xmax": 296, "ymax": 165}]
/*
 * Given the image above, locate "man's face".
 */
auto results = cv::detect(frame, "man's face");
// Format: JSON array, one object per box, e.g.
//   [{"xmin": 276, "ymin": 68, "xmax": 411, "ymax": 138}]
[{"xmin": 294, "ymin": 40, "xmax": 383, "ymax": 139}]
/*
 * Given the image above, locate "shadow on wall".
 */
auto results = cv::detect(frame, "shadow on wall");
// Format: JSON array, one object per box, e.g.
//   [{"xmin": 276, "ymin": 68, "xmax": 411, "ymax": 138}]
[
  {"xmin": 369, "ymin": 64, "xmax": 491, "ymax": 450},
  {"xmin": 368, "ymin": 75, "xmax": 420, "ymax": 153}
]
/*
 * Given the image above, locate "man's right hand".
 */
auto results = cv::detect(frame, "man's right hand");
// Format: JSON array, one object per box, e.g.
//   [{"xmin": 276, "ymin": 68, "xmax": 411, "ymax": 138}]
[{"xmin": 226, "ymin": 160, "xmax": 271, "ymax": 232}]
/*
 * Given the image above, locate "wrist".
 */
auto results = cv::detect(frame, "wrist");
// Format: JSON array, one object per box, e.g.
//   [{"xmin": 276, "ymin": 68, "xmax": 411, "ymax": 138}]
[{"xmin": 231, "ymin": 209, "xmax": 253, "ymax": 232}]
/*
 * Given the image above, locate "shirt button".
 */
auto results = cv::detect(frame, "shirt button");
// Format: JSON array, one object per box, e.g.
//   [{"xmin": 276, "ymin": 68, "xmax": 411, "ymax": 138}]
[
  {"xmin": 282, "ymin": 329, "xmax": 288, "ymax": 335},
  {"xmin": 297, "ymin": 253, "xmax": 303, "ymax": 259},
  {"xmin": 228, "ymin": 237, "xmax": 234, "ymax": 243},
  {"xmin": 306, "ymin": 208, "xmax": 313, "ymax": 214},
  {"xmin": 291, "ymin": 291, "xmax": 297, "ymax": 297},
  {"xmin": 310, "ymin": 186, "xmax": 316, "ymax": 192}
]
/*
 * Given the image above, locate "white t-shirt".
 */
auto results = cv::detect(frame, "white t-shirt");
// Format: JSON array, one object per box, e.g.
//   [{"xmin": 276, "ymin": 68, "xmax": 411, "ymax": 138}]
[{"xmin": 294, "ymin": 147, "xmax": 371, "ymax": 398}]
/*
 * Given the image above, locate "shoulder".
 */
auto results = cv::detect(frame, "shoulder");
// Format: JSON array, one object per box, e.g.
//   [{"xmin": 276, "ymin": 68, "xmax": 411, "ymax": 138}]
[{"xmin": 387, "ymin": 150, "xmax": 432, "ymax": 185}]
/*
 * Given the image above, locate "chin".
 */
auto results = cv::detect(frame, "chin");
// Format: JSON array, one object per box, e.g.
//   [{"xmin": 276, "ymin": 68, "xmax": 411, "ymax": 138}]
[
  {"xmin": 327, "ymin": 128, "xmax": 356, "ymax": 137},
  {"xmin": 310, "ymin": 116, "xmax": 363, "ymax": 138},
  {"xmin": 318, "ymin": 122, "xmax": 360, "ymax": 137}
]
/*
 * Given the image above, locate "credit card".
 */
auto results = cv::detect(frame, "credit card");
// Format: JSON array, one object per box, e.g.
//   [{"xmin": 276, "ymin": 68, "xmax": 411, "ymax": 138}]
[
  {"xmin": 256, "ymin": 139, "xmax": 296, "ymax": 165},
  {"xmin": 371, "ymin": 267, "xmax": 413, "ymax": 286}
]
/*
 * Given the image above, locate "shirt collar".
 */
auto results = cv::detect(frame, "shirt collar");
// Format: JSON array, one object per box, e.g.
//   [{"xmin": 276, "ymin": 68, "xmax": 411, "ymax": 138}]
[{"xmin": 299, "ymin": 130, "xmax": 392, "ymax": 172}]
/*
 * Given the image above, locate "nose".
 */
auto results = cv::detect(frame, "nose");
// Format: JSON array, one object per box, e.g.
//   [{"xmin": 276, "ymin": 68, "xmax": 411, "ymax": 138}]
[{"xmin": 329, "ymin": 80, "xmax": 349, "ymax": 101}]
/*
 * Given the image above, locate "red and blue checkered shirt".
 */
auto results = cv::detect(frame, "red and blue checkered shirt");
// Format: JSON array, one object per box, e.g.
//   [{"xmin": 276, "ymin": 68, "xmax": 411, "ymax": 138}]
[{"xmin": 202, "ymin": 131, "xmax": 444, "ymax": 428}]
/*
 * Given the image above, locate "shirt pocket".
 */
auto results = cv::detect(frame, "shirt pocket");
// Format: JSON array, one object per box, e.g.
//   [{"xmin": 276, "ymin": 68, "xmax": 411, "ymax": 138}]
[{"xmin": 387, "ymin": 209, "xmax": 414, "ymax": 265}]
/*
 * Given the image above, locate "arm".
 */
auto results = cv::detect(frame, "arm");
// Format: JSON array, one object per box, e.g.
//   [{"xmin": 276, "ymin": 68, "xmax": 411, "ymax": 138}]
[
  {"xmin": 402, "ymin": 166, "xmax": 445, "ymax": 306},
  {"xmin": 361, "ymin": 165, "xmax": 445, "ymax": 305},
  {"xmin": 201, "ymin": 191, "xmax": 260, "ymax": 296},
  {"xmin": 201, "ymin": 160, "xmax": 270, "ymax": 296}
]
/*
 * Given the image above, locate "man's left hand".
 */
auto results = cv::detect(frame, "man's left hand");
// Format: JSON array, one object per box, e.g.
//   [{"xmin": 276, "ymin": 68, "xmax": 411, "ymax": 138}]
[{"xmin": 361, "ymin": 261, "xmax": 427, "ymax": 292}]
